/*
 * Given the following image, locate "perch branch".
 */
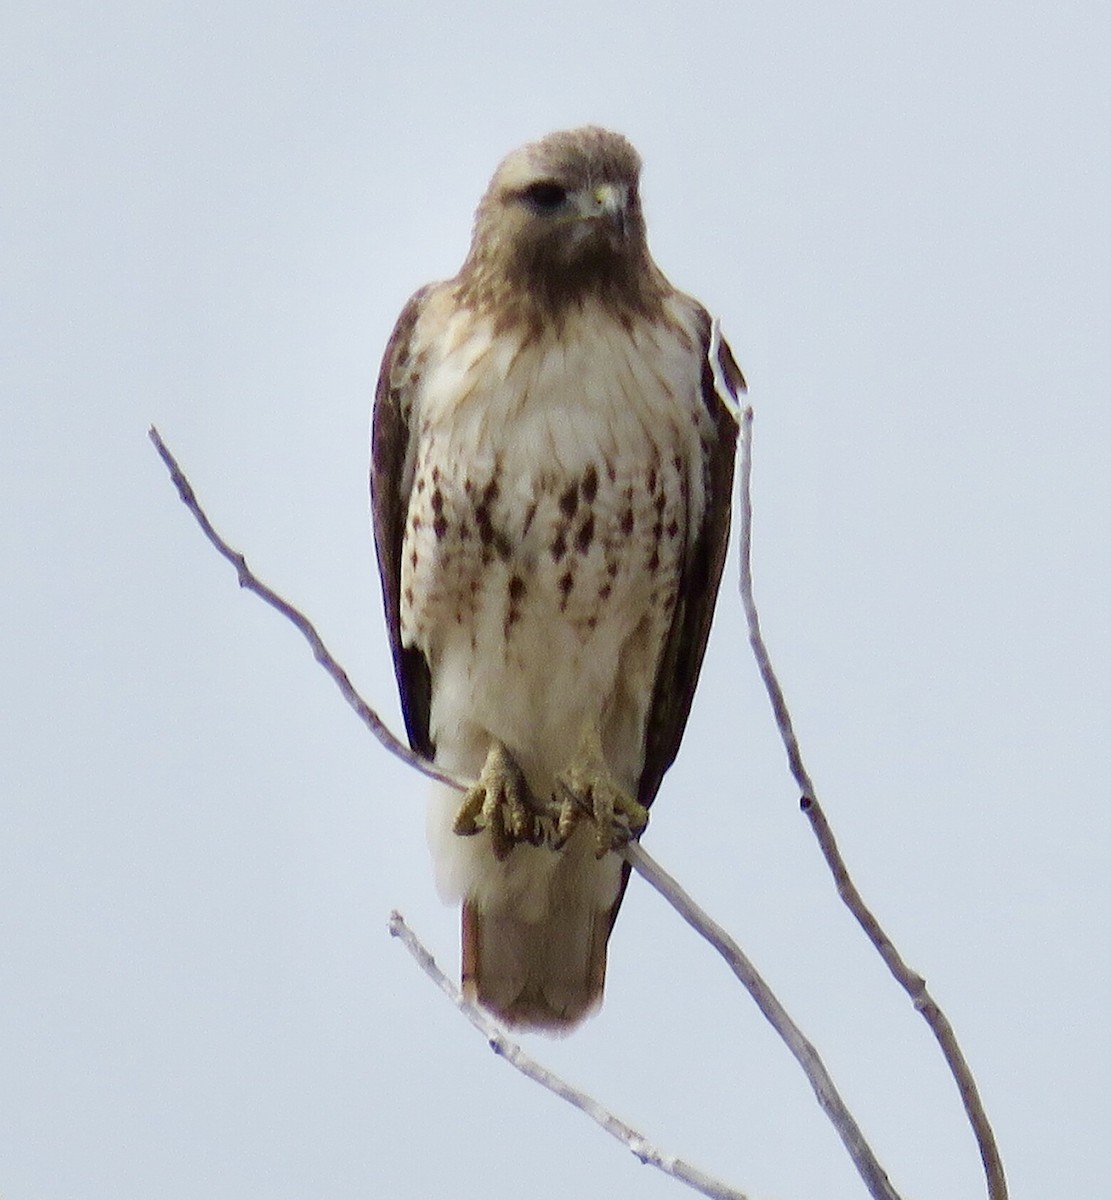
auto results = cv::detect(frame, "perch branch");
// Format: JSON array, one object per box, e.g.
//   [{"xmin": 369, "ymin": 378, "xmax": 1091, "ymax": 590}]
[
  {"xmin": 149, "ymin": 425, "xmax": 945, "ymax": 1200},
  {"xmin": 625, "ymin": 841, "xmax": 900, "ymax": 1200},
  {"xmin": 735, "ymin": 408, "xmax": 1007, "ymax": 1200},
  {"xmin": 150, "ymin": 424, "xmax": 768, "ymax": 1195},
  {"xmin": 389, "ymin": 911, "xmax": 750, "ymax": 1200},
  {"xmin": 147, "ymin": 426, "xmax": 466, "ymax": 793}
]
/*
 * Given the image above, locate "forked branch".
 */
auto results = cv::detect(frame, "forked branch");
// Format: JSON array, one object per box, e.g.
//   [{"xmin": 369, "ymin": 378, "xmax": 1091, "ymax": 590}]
[{"xmin": 150, "ymin": 420, "xmax": 1002, "ymax": 1200}]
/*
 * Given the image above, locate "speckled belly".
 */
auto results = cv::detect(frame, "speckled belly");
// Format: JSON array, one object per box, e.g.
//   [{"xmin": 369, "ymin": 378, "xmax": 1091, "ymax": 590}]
[{"xmin": 400, "ymin": 430, "xmax": 690, "ymax": 790}]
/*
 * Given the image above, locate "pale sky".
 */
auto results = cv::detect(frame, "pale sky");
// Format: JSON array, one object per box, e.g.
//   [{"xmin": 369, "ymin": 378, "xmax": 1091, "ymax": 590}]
[{"xmin": 4, "ymin": 2, "xmax": 1110, "ymax": 1198}]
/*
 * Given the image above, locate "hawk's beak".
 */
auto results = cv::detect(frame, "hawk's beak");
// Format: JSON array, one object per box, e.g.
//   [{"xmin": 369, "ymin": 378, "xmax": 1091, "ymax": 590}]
[{"xmin": 580, "ymin": 183, "xmax": 628, "ymax": 239}]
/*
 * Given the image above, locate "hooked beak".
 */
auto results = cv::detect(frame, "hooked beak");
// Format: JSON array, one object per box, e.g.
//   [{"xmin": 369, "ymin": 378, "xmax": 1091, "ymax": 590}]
[{"xmin": 578, "ymin": 182, "xmax": 628, "ymax": 239}]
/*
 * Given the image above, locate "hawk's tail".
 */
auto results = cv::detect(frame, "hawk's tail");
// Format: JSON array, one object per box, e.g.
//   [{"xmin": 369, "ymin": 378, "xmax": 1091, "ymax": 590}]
[{"xmin": 461, "ymin": 881, "xmax": 622, "ymax": 1031}]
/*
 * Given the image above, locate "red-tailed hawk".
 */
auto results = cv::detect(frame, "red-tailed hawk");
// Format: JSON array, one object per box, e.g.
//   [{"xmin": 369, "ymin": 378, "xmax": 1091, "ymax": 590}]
[{"xmin": 372, "ymin": 127, "xmax": 743, "ymax": 1030}]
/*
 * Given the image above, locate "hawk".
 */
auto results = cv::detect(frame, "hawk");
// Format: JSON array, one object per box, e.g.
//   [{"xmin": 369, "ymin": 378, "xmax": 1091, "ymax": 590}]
[{"xmin": 372, "ymin": 127, "xmax": 743, "ymax": 1030}]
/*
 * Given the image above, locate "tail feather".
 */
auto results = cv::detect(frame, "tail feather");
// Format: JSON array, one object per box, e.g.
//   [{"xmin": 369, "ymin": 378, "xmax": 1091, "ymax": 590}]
[{"xmin": 462, "ymin": 894, "xmax": 612, "ymax": 1031}]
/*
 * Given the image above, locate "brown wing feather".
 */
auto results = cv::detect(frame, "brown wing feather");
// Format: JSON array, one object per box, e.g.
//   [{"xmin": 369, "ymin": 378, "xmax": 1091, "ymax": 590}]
[
  {"xmin": 603, "ymin": 313, "xmax": 743, "ymax": 941},
  {"xmin": 370, "ymin": 286, "xmax": 435, "ymax": 759},
  {"xmin": 637, "ymin": 311, "xmax": 743, "ymax": 808}
]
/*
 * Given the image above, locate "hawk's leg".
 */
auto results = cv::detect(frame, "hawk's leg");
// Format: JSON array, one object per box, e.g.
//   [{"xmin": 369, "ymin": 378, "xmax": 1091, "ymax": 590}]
[
  {"xmin": 453, "ymin": 741, "xmax": 543, "ymax": 861},
  {"xmin": 554, "ymin": 727, "xmax": 649, "ymax": 857}
]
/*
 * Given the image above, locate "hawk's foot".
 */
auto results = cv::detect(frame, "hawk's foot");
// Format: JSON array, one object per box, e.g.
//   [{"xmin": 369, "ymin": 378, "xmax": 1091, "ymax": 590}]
[
  {"xmin": 453, "ymin": 742, "xmax": 543, "ymax": 861},
  {"xmin": 554, "ymin": 738, "xmax": 648, "ymax": 857}
]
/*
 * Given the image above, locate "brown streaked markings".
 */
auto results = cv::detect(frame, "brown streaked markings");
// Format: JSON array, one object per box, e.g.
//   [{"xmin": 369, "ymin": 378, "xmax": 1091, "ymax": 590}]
[
  {"xmin": 598, "ymin": 582, "xmax": 612, "ymax": 601},
  {"xmin": 575, "ymin": 513, "xmax": 595, "ymax": 555},
  {"xmin": 558, "ymin": 482, "xmax": 579, "ymax": 519},
  {"xmin": 620, "ymin": 507, "xmax": 634, "ymax": 535},
  {"xmin": 647, "ymin": 548, "xmax": 660, "ymax": 572},
  {"xmin": 481, "ymin": 477, "xmax": 500, "ymax": 506},
  {"xmin": 431, "ymin": 488, "xmax": 448, "ymax": 538},
  {"xmin": 470, "ymin": 473, "xmax": 511, "ymax": 561},
  {"xmin": 581, "ymin": 464, "xmax": 598, "ymax": 504},
  {"xmin": 666, "ymin": 518, "xmax": 679, "ymax": 539},
  {"xmin": 473, "ymin": 478, "xmax": 498, "ymax": 547},
  {"xmin": 521, "ymin": 501, "xmax": 538, "ymax": 537},
  {"xmin": 475, "ymin": 507, "xmax": 495, "ymax": 546},
  {"xmin": 604, "ymin": 458, "xmax": 617, "ymax": 483},
  {"xmin": 651, "ymin": 491, "xmax": 665, "ymax": 543},
  {"xmin": 504, "ymin": 575, "xmax": 526, "ymax": 634},
  {"xmin": 558, "ymin": 570, "xmax": 575, "ymax": 609},
  {"xmin": 551, "ymin": 529, "xmax": 568, "ymax": 562}
]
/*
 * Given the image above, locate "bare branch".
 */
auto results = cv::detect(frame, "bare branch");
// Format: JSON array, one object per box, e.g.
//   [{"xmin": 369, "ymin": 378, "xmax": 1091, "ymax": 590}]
[
  {"xmin": 150, "ymin": 425, "xmax": 971, "ymax": 1200},
  {"xmin": 626, "ymin": 842, "xmax": 901, "ymax": 1200},
  {"xmin": 735, "ymin": 407, "xmax": 1008, "ymax": 1200},
  {"xmin": 388, "ymin": 911, "xmax": 750, "ymax": 1200},
  {"xmin": 148, "ymin": 426, "xmax": 467, "ymax": 794}
]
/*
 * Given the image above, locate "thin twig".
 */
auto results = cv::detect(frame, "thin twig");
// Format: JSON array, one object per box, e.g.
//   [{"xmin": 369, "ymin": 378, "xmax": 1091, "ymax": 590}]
[
  {"xmin": 388, "ymin": 911, "xmax": 750, "ymax": 1200},
  {"xmin": 148, "ymin": 426, "xmax": 467, "ymax": 793},
  {"xmin": 626, "ymin": 842, "xmax": 901, "ymax": 1200},
  {"xmin": 735, "ymin": 407, "xmax": 1008, "ymax": 1200}
]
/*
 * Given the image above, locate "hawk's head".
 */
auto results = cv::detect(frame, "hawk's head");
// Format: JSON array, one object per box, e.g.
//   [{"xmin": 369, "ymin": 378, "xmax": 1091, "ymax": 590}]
[{"xmin": 457, "ymin": 127, "xmax": 664, "ymax": 325}]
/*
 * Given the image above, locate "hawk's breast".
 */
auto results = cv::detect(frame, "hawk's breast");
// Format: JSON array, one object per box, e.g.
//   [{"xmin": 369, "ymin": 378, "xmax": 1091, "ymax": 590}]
[{"xmin": 399, "ymin": 298, "xmax": 713, "ymax": 792}]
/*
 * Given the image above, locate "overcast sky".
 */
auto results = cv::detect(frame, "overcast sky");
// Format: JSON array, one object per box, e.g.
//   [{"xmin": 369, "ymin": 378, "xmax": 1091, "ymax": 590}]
[{"xmin": 4, "ymin": 2, "xmax": 1109, "ymax": 1198}]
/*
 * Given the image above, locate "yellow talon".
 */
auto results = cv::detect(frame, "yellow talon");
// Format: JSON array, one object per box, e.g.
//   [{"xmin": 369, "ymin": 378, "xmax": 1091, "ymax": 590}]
[
  {"xmin": 555, "ymin": 730, "xmax": 648, "ymax": 857},
  {"xmin": 453, "ymin": 742, "xmax": 541, "ymax": 860}
]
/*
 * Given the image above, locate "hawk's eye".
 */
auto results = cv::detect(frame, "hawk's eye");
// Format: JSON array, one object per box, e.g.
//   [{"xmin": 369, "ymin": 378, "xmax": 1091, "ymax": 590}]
[{"xmin": 521, "ymin": 181, "xmax": 568, "ymax": 213}]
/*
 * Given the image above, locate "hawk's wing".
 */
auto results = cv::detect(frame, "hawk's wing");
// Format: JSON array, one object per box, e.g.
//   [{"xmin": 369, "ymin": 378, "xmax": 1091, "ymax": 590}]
[
  {"xmin": 372, "ymin": 293, "xmax": 743, "ymax": 790},
  {"xmin": 370, "ymin": 286, "xmax": 435, "ymax": 760},
  {"xmin": 636, "ymin": 312, "xmax": 745, "ymax": 808}
]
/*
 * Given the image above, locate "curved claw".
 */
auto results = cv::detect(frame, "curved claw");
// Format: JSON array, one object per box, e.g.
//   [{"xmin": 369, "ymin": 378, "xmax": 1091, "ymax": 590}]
[
  {"xmin": 453, "ymin": 742, "xmax": 542, "ymax": 860},
  {"xmin": 555, "ymin": 756, "xmax": 648, "ymax": 858}
]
